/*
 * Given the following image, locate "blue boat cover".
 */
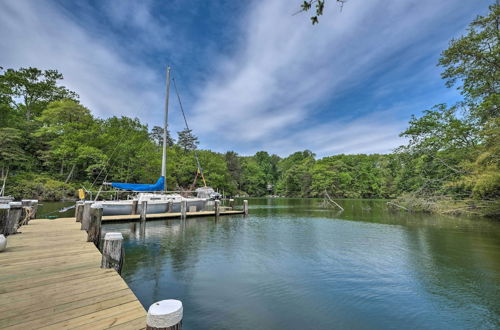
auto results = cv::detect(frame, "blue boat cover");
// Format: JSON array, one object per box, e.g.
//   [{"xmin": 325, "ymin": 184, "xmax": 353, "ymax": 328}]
[{"xmin": 111, "ymin": 176, "xmax": 164, "ymax": 192}]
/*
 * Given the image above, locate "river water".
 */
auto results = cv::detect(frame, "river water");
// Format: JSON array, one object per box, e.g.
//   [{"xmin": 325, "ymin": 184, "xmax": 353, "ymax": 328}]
[{"xmin": 42, "ymin": 198, "xmax": 500, "ymax": 329}]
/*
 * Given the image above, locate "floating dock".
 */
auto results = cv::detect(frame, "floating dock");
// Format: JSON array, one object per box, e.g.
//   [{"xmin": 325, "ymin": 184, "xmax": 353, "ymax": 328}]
[
  {"xmin": 102, "ymin": 209, "xmax": 245, "ymax": 222},
  {"xmin": 0, "ymin": 218, "xmax": 146, "ymax": 329}
]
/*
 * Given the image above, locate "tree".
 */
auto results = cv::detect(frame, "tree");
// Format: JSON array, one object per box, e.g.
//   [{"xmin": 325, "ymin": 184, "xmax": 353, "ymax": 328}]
[
  {"xmin": 150, "ymin": 126, "xmax": 174, "ymax": 147},
  {"xmin": 438, "ymin": 3, "xmax": 499, "ymax": 124},
  {"xmin": 0, "ymin": 67, "xmax": 78, "ymax": 120},
  {"xmin": 0, "ymin": 128, "xmax": 29, "ymax": 195},
  {"xmin": 225, "ymin": 151, "xmax": 242, "ymax": 189},
  {"xmin": 177, "ymin": 128, "xmax": 199, "ymax": 151}
]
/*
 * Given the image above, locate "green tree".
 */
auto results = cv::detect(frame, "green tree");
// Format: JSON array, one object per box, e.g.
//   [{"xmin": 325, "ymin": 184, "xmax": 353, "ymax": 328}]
[
  {"xmin": 177, "ymin": 128, "xmax": 199, "ymax": 151},
  {"xmin": 0, "ymin": 67, "xmax": 78, "ymax": 120},
  {"xmin": 150, "ymin": 126, "xmax": 175, "ymax": 147}
]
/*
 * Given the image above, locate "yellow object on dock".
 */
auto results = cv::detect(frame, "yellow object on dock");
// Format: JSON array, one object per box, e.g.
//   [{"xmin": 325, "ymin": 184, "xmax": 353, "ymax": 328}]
[{"xmin": 0, "ymin": 218, "xmax": 146, "ymax": 329}]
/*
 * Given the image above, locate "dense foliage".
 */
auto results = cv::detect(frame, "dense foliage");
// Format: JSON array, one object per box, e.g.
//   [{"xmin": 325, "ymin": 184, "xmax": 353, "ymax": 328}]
[{"xmin": 0, "ymin": 4, "xmax": 498, "ymax": 216}]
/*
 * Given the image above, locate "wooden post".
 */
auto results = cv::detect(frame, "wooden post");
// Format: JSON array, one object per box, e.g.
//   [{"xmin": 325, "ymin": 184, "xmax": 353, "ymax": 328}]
[
  {"xmin": 167, "ymin": 200, "xmax": 173, "ymax": 213},
  {"xmin": 101, "ymin": 232, "xmax": 123, "ymax": 273},
  {"xmin": 243, "ymin": 200, "xmax": 249, "ymax": 216},
  {"xmin": 214, "ymin": 200, "xmax": 220, "ymax": 219},
  {"xmin": 146, "ymin": 300, "xmax": 183, "ymax": 330},
  {"xmin": 0, "ymin": 204, "xmax": 10, "ymax": 236},
  {"xmin": 75, "ymin": 202, "xmax": 84, "ymax": 223},
  {"xmin": 180, "ymin": 200, "xmax": 187, "ymax": 219},
  {"xmin": 88, "ymin": 203, "xmax": 103, "ymax": 246},
  {"xmin": 81, "ymin": 201, "xmax": 93, "ymax": 231},
  {"xmin": 140, "ymin": 201, "xmax": 147, "ymax": 222},
  {"xmin": 7, "ymin": 202, "xmax": 22, "ymax": 235},
  {"xmin": 229, "ymin": 199, "xmax": 235, "ymax": 208},
  {"xmin": 131, "ymin": 200, "xmax": 138, "ymax": 215}
]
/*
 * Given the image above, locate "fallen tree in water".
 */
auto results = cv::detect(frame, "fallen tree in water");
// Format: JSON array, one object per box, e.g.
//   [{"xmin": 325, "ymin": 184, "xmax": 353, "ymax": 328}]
[{"xmin": 389, "ymin": 193, "xmax": 500, "ymax": 218}]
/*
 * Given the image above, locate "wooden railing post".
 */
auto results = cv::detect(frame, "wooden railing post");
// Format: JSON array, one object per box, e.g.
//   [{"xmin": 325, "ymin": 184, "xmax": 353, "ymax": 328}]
[
  {"xmin": 243, "ymin": 200, "xmax": 249, "ymax": 216},
  {"xmin": 140, "ymin": 201, "xmax": 148, "ymax": 222},
  {"xmin": 214, "ymin": 200, "xmax": 220, "ymax": 219},
  {"xmin": 81, "ymin": 201, "xmax": 93, "ymax": 231},
  {"xmin": 75, "ymin": 201, "xmax": 84, "ymax": 223},
  {"xmin": 228, "ymin": 199, "xmax": 234, "ymax": 208},
  {"xmin": 101, "ymin": 232, "xmax": 124, "ymax": 273},
  {"xmin": 88, "ymin": 203, "xmax": 103, "ymax": 246},
  {"xmin": 146, "ymin": 300, "xmax": 183, "ymax": 330}
]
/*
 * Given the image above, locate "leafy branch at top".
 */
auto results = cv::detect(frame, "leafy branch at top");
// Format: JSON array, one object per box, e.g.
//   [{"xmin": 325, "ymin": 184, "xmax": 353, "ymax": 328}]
[{"xmin": 299, "ymin": 0, "xmax": 348, "ymax": 25}]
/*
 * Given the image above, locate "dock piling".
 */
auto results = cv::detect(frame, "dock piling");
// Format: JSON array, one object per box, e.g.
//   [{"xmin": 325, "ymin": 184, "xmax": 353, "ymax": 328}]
[
  {"xmin": 167, "ymin": 200, "xmax": 173, "ymax": 213},
  {"xmin": 75, "ymin": 201, "xmax": 84, "ymax": 223},
  {"xmin": 0, "ymin": 204, "xmax": 10, "ymax": 236},
  {"xmin": 243, "ymin": 200, "xmax": 249, "ymax": 216},
  {"xmin": 81, "ymin": 201, "xmax": 93, "ymax": 231},
  {"xmin": 21, "ymin": 199, "xmax": 38, "ymax": 223},
  {"xmin": 181, "ymin": 200, "xmax": 187, "ymax": 219},
  {"xmin": 88, "ymin": 203, "xmax": 103, "ymax": 246},
  {"xmin": 132, "ymin": 200, "xmax": 138, "ymax": 215},
  {"xmin": 214, "ymin": 200, "xmax": 220, "ymax": 219},
  {"xmin": 101, "ymin": 232, "xmax": 124, "ymax": 273},
  {"xmin": 146, "ymin": 299, "xmax": 183, "ymax": 330},
  {"xmin": 140, "ymin": 201, "xmax": 148, "ymax": 222},
  {"xmin": 229, "ymin": 198, "xmax": 234, "ymax": 208},
  {"xmin": 7, "ymin": 202, "xmax": 22, "ymax": 234}
]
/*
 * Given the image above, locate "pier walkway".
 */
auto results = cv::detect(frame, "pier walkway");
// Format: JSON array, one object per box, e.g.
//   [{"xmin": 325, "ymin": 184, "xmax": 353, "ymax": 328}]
[
  {"xmin": 0, "ymin": 218, "xmax": 146, "ymax": 329},
  {"xmin": 102, "ymin": 209, "xmax": 245, "ymax": 222}
]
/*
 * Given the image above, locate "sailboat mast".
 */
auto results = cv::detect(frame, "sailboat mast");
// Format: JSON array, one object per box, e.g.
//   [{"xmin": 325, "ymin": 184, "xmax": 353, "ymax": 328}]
[{"xmin": 161, "ymin": 66, "xmax": 171, "ymax": 192}]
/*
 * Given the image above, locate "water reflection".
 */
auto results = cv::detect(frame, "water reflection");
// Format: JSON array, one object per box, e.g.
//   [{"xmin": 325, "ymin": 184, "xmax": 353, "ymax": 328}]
[{"xmin": 101, "ymin": 198, "xmax": 500, "ymax": 329}]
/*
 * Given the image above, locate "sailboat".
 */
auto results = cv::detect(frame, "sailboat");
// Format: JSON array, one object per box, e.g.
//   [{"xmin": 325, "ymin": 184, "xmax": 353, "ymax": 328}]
[{"xmin": 98, "ymin": 67, "xmax": 213, "ymax": 216}]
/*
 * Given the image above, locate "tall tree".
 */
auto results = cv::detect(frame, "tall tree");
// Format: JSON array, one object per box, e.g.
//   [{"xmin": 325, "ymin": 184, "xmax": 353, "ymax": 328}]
[
  {"xmin": 177, "ymin": 128, "xmax": 199, "ymax": 151},
  {"xmin": 150, "ymin": 126, "xmax": 175, "ymax": 147}
]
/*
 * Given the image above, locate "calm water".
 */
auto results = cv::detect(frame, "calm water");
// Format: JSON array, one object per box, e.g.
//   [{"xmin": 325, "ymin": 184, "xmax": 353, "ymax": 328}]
[{"xmin": 76, "ymin": 198, "xmax": 499, "ymax": 329}]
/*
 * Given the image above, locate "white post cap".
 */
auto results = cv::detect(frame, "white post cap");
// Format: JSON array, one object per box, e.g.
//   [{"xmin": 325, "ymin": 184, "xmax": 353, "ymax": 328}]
[
  {"xmin": 104, "ymin": 232, "xmax": 123, "ymax": 241},
  {"xmin": 91, "ymin": 203, "xmax": 103, "ymax": 209},
  {"xmin": 147, "ymin": 300, "xmax": 183, "ymax": 328}
]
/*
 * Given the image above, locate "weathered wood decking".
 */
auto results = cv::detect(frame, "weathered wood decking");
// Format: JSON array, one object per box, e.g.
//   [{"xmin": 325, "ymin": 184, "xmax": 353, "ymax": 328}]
[
  {"xmin": 0, "ymin": 218, "xmax": 146, "ymax": 329},
  {"xmin": 102, "ymin": 209, "xmax": 245, "ymax": 222}
]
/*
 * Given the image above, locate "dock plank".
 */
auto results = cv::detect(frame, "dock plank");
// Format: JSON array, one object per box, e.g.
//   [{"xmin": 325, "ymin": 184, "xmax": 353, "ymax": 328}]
[{"xmin": 0, "ymin": 218, "xmax": 146, "ymax": 329}]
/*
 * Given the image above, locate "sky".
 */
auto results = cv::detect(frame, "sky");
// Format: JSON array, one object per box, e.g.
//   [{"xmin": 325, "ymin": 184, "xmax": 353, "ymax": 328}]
[{"xmin": 0, "ymin": 0, "xmax": 493, "ymax": 158}]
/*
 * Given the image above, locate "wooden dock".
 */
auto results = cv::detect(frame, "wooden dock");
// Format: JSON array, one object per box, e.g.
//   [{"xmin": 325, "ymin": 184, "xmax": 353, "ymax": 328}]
[
  {"xmin": 102, "ymin": 209, "xmax": 245, "ymax": 222},
  {"xmin": 0, "ymin": 218, "xmax": 146, "ymax": 329}
]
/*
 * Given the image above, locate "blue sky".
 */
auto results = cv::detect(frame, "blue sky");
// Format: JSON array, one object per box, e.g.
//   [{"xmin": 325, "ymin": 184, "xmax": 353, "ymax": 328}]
[{"xmin": 0, "ymin": 0, "xmax": 492, "ymax": 157}]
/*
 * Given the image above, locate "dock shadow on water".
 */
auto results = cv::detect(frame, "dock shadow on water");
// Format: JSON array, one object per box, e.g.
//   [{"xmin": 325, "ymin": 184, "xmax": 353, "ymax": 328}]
[{"xmin": 99, "ymin": 198, "xmax": 500, "ymax": 330}]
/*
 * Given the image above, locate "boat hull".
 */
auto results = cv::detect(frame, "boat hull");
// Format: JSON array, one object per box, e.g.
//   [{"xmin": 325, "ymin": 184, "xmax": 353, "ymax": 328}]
[{"xmin": 101, "ymin": 199, "xmax": 207, "ymax": 216}]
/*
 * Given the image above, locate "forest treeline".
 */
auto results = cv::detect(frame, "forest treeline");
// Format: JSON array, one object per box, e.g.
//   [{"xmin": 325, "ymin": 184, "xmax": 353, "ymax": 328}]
[{"xmin": 0, "ymin": 4, "xmax": 498, "ymax": 216}]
